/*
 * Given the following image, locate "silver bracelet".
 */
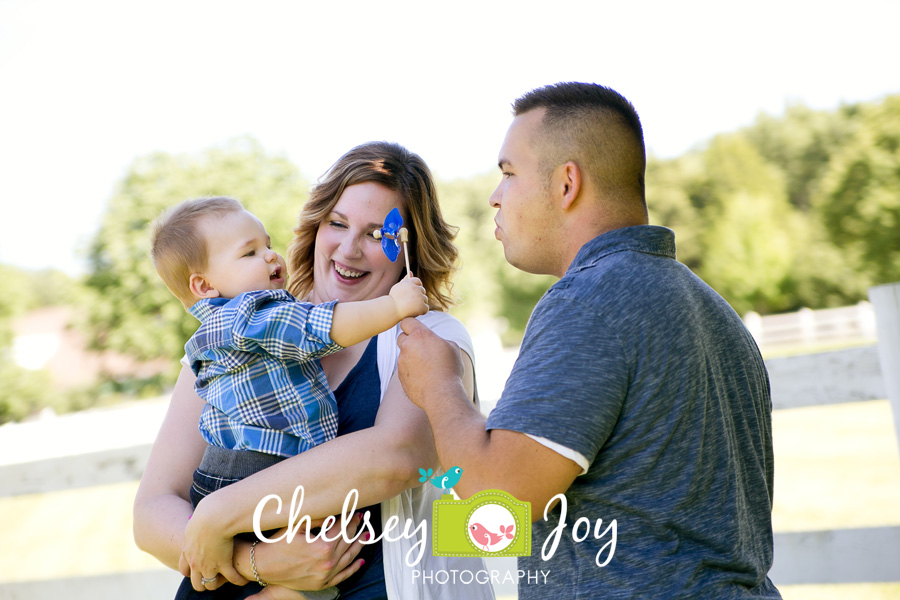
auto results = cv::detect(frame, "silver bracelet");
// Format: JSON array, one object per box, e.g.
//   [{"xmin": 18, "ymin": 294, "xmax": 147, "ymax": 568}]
[{"xmin": 250, "ymin": 540, "xmax": 268, "ymax": 587}]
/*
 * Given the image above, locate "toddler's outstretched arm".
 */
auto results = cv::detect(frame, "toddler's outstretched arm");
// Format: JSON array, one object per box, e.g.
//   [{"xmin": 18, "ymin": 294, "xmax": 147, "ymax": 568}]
[{"xmin": 330, "ymin": 276, "xmax": 428, "ymax": 347}]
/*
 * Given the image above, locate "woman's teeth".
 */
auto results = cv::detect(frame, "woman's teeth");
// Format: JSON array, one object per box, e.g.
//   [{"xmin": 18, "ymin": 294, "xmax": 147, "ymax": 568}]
[{"xmin": 335, "ymin": 264, "xmax": 365, "ymax": 279}]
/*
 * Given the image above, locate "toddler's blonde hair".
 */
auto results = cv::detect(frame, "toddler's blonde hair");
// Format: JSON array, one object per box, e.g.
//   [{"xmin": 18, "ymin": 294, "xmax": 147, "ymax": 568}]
[{"xmin": 151, "ymin": 196, "xmax": 244, "ymax": 308}]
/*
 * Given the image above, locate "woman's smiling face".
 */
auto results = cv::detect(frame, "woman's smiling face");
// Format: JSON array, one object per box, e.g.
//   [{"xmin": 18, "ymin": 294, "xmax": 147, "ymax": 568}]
[{"xmin": 311, "ymin": 181, "xmax": 407, "ymax": 304}]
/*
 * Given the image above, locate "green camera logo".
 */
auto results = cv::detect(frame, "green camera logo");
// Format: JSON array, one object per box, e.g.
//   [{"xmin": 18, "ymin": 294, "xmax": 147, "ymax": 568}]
[{"xmin": 432, "ymin": 489, "xmax": 531, "ymax": 558}]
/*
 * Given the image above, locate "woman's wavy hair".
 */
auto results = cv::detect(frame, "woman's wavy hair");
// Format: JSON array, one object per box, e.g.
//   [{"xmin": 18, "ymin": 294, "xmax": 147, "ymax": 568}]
[{"xmin": 286, "ymin": 141, "xmax": 458, "ymax": 311}]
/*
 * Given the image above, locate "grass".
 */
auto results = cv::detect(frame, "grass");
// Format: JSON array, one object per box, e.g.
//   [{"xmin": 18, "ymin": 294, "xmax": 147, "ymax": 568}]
[
  {"xmin": 1, "ymin": 400, "xmax": 899, "ymax": 598},
  {"xmin": 771, "ymin": 400, "xmax": 900, "ymax": 532},
  {"xmin": 771, "ymin": 400, "xmax": 900, "ymax": 599},
  {"xmin": 0, "ymin": 481, "xmax": 158, "ymax": 581}
]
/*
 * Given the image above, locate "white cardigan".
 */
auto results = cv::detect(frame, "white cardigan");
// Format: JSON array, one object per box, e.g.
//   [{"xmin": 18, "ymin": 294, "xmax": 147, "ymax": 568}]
[{"xmin": 377, "ymin": 312, "xmax": 496, "ymax": 600}]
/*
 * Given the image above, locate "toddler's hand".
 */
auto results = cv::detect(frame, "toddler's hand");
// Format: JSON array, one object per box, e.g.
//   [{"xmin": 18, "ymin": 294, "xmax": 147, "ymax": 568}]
[{"xmin": 390, "ymin": 277, "xmax": 428, "ymax": 320}]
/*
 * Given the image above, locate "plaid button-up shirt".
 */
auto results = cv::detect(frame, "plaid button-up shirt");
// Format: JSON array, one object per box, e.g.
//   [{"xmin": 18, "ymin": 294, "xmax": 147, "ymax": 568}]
[{"xmin": 187, "ymin": 289, "xmax": 342, "ymax": 458}]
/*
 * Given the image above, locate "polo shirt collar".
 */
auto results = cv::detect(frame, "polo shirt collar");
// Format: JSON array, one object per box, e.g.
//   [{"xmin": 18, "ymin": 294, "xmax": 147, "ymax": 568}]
[{"xmin": 568, "ymin": 225, "xmax": 676, "ymax": 273}]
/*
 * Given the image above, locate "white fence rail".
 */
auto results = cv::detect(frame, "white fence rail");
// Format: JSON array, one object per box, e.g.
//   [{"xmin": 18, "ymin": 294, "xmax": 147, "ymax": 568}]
[{"xmin": 744, "ymin": 301, "xmax": 877, "ymax": 352}]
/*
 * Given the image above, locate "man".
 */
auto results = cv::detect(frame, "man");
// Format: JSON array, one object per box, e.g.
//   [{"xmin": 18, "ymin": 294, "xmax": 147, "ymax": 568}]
[{"xmin": 397, "ymin": 82, "xmax": 781, "ymax": 598}]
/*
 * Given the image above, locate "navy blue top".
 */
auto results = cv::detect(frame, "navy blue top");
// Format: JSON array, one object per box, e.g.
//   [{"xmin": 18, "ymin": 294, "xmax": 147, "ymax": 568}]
[{"xmin": 333, "ymin": 336, "xmax": 387, "ymax": 599}]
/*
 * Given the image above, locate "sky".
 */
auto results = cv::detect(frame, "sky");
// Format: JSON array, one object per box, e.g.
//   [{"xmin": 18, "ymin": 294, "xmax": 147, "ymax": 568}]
[{"xmin": 2, "ymin": 0, "xmax": 898, "ymax": 276}]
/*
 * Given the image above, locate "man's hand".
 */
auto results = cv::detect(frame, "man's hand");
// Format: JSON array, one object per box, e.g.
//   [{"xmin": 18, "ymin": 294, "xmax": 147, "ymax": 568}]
[
  {"xmin": 397, "ymin": 317, "xmax": 465, "ymax": 411},
  {"xmin": 389, "ymin": 277, "xmax": 429, "ymax": 320},
  {"xmin": 398, "ymin": 319, "xmax": 583, "ymax": 508}
]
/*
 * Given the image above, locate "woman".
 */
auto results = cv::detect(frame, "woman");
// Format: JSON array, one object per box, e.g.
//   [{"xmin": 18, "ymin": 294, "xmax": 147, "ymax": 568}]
[{"xmin": 133, "ymin": 141, "xmax": 495, "ymax": 600}]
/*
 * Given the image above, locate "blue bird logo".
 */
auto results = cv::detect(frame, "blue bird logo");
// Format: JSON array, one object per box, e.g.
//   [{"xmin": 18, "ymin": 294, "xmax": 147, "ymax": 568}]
[{"xmin": 418, "ymin": 466, "xmax": 463, "ymax": 494}]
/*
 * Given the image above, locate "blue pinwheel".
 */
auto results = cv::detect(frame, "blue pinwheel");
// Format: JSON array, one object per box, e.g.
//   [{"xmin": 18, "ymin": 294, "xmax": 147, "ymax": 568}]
[
  {"xmin": 373, "ymin": 207, "xmax": 412, "ymax": 276},
  {"xmin": 373, "ymin": 207, "xmax": 404, "ymax": 262}
]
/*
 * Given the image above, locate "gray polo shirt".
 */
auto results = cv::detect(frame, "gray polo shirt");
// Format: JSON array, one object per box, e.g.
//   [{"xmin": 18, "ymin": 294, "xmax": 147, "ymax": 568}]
[{"xmin": 487, "ymin": 225, "xmax": 781, "ymax": 599}]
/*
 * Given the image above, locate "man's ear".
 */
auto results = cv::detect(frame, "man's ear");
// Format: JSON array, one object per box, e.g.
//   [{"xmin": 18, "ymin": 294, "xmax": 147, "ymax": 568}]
[
  {"xmin": 555, "ymin": 161, "xmax": 582, "ymax": 211},
  {"xmin": 189, "ymin": 273, "xmax": 220, "ymax": 299}
]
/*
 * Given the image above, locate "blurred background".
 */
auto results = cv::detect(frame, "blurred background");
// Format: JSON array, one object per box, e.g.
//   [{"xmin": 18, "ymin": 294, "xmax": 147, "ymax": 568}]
[{"xmin": 1, "ymin": 0, "xmax": 899, "ymax": 598}]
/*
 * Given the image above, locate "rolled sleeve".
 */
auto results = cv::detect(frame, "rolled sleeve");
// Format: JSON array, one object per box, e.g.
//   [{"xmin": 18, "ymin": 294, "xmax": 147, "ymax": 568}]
[{"xmin": 486, "ymin": 291, "xmax": 628, "ymax": 466}]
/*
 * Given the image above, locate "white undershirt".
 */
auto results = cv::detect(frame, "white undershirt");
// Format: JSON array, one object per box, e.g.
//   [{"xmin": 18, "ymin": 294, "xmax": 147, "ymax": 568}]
[{"xmin": 526, "ymin": 433, "xmax": 591, "ymax": 475}]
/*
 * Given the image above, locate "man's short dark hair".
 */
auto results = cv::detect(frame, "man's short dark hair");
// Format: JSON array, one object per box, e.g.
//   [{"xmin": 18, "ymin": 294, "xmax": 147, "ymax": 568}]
[{"xmin": 513, "ymin": 82, "xmax": 646, "ymax": 203}]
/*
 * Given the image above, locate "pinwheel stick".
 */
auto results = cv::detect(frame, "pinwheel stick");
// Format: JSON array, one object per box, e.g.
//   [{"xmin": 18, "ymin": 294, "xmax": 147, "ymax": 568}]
[
  {"xmin": 398, "ymin": 227, "xmax": 412, "ymax": 277},
  {"xmin": 373, "ymin": 227, "xmax": 413, "ymax": 277}
]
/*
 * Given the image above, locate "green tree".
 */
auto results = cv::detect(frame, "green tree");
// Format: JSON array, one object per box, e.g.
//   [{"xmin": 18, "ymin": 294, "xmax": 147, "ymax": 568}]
[
  {"xmin": 646, "ymin": 152, "xmax": 706, "ymax": 271},
  {"xmin": 0, "ymin": 264, "xmax": 34, "ymax": 347},
  {"xmin": 741, "ymin": 102, "xmax": 873, "ymax": 308},
  {"xmin": 0, "ymin": 264, "xmax": 74, "ymax": 422},
  {"xmin": 648, "ymin": 134, "xmax": 806, "ymax": 315},
  {"xmin": 0, "ymin": 359, "xmax": 53, "ymax": 423},
  {"xmin": 745, "ymin": 103, "xmax": 855, "ymax": 211},
  {"xmin": 646, "ymin": 92, "xmax": 900, "ymax": 316},
  {"xmin": 694, "ymin": 134, "xmax": 803, "ymax": 314},
  {"xmin": 815, "ymin": 95, "xmax": 900, "ymax": 287},
  {"xmin": 82, "ymin": 138, "xmax": 310, "ymax": 376}
]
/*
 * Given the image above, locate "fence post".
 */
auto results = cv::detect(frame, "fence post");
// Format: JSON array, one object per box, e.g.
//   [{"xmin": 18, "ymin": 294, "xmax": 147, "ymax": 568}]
[
  {"xmin": 798, "ymin": 307, "xmax": 816, "ymax": 346},
  {"xmin": 744, "ymin": 311, "xmax": 763, "ymax": 347},
  {"xmin": 869, "ymin": 282, "xmax": 900, "ymax": 458},
  {"xmin": 858, "ymin": 301, "xmax": 877, "ymax": 340}
]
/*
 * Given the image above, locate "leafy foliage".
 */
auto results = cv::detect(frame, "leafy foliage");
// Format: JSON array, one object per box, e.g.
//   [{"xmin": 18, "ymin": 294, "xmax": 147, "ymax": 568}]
[
  {"xmin": 814, "ymin": 95, "xmax": 900, "ymax": 287},
  {"xmin": 647, "ymin": 94, "xmax": 900, "ymax": 314},
  {"xmin": 0, "ymin": 266, "xmax": 78, "ymax": 422},
  {"xmin": 0, "ymin": 360, "xmax": 53, "ymax": 423}
]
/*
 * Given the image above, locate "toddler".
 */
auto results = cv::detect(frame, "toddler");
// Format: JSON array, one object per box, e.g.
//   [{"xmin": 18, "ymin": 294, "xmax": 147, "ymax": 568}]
[{"xmin": 151, "ymin": 196, "xmax": 427, "ymax": 599}]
